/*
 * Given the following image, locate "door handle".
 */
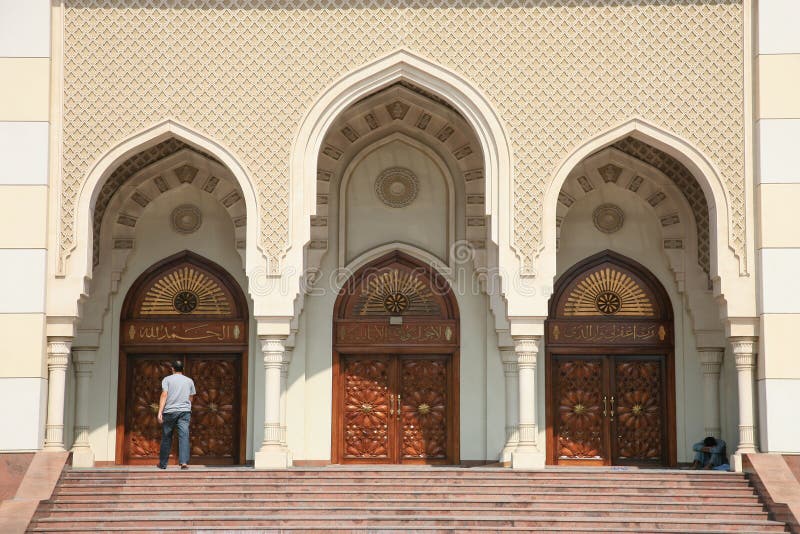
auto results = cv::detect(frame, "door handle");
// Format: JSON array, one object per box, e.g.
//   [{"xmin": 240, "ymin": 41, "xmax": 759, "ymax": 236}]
[
  {"xmin": 397, "ymin": 394, "xmax": 401, "ymax": 419},
  {"xmin": 602, "ymin": 396, "xmax": 608, "ymax": 417},
  {"xmin": 610, "ymin": 396, "xmax": 615, "ymax": 421},
  {"xmin": 389, "ymin": 394, "xmax": 394, "ymax": 416}
]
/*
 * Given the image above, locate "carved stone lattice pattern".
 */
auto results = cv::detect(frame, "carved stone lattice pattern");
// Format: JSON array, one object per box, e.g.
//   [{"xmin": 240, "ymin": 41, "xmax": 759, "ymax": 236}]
[
  {"xmin": 614, "ymin": 360, "xmax": 663, "ymax": 461},
  {"xmin": 400, "ymin": 358, "xmax": 448, "ymax": 459},
  {"xmin": 190, "ymin": 358, "xmax": 239, "ymax": 459},
  {"xmin": 556, "ymin": 358, "xmax": 604, "ymax": 459},
  {"xmin": 62, "ymin": 2, "xmax": 744, "ymax": 274},
  {"xmin": 612, "ymin": 136, "xmax": 712, "ymax": 275},
  {"xmin": 342, "ymin": 358, "xmax": 390, "ymax": 459}
]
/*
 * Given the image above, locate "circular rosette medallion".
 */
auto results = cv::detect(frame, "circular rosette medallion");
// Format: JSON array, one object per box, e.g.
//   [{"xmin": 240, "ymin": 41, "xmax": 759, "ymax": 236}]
[
  {"xmin": 173, "ymin": 290, "xmax": 198, "ymax": 313},
  {"xmin": 375, "ymin": 167, "xmax": 419, "ymax": 208},
  {"xmin": 594, "ymin": 290, "xmax": 622, "ymax": 315}
]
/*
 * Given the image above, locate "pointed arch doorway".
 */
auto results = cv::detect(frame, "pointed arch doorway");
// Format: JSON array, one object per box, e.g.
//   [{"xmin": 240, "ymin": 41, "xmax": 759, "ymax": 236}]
[
  {"xmin": 545, "ymin": 251, "xmax": 677, "ymax": 466},
  {"xmin": 116, "ymin": 251, "xmax": 248, "ymax": 465},
  {"xmin": 332, "ymin": 252, "xmax": 460, "ymax": 464}
]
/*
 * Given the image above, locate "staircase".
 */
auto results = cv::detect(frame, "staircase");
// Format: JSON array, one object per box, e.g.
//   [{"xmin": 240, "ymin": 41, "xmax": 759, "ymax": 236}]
[{"xmin": 27, "ymin": 467, "xmax": 787, "ymax": 532}]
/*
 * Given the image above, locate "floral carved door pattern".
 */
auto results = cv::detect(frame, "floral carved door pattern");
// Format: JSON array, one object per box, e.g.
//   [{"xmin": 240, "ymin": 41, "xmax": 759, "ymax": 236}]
[
  {"xmin": 123, "ymin": 355, "xmax": 242, "ymax": 465},
  {"xmin": 547, "ymin": 252, "xmax": 675, "ymax": 466},
  {"xmin": 338, "ymin": 354, "xmax": 452, "ymax": 464},
  {"xmin": 118, "ymin": 252, "xmax": 248, "ymax": 465},
  {"xmin": 551, "ymin": 355, "xmax": 667, "ymax": 466}
]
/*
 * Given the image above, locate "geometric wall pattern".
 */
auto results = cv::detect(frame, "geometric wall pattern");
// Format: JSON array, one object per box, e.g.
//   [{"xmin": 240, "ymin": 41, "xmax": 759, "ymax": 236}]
[{"xmin": 61, "ymin": 2, "xmax": 745, "ymax": 275}]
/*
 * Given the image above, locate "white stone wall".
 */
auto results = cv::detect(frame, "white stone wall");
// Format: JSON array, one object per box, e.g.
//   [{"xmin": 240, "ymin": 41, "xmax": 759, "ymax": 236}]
[
  {"xmin": 0, "ymin": 0, "xmax": 50, "ymax": 451},
  {"xmin": 756, "ymin": 0, "xmax": 800, "ymax": 453}
]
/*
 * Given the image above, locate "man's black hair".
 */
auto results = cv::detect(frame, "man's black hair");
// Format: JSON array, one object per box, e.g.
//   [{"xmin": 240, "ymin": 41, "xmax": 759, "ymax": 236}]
[
  {"xmin": 703, "ymin": 436, "xmax": 717, "ymax": 447},
  {"xmin": 171, "ymin": 360, "xmax": 184, "ymax": 372}
]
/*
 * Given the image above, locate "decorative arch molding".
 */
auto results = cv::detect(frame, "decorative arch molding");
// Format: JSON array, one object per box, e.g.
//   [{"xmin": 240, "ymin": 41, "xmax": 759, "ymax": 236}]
[
  {"xmin": 314, "ymin": 85, "xmax": 484, "ymax": 272},
  {"xmin": 55, "ymin": 119, "xmax": 260, "ymax": 318},
  {"xmin": 339, "ymin": 243, "xmax": 454, "ymax": 292},
  {"xmin": 336, "ymin": 132, "xmax": 458, "ymax": 270},
  {"xmin": 558, "ymin": 146, "xmax": 702, "ymax": 281},
  {"xmin": 541, "ymin": 118, "xmax": 747, "ymax": 319},
  {"xmin": 99, "ymin": 149, "xmax": 246, "ymax": 270},
  {"xmin": 288, "ymin": 49, "xmax": 512, "ymax": 322}
]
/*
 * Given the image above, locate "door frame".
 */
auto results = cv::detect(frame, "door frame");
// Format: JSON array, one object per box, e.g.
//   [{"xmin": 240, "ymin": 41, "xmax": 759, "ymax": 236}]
[
  {"xmin": 115, "ymin": 251, "xmax": 249, "ymax": 465},
  {"xmin": 545, "ymin": 250, "xmax": 677, "ymax": 467},
  {"xmin": 330, "ymin": 251, "xmax": 460, "ymax": 465}
]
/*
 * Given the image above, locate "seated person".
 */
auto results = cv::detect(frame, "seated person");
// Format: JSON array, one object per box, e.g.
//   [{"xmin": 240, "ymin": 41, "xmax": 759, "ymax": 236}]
[{"xmin": 691, "ymin": 436, "xmax": 727, "ymax": 469}]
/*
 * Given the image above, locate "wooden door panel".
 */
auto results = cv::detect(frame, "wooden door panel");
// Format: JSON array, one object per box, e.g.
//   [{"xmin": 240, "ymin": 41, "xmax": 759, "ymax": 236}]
[
  {"xmin": 613, "ymin": 358, "xmax": 664, "ymax": 463},
  {"xmin": 341, "ymin": 357, "xmax": 392, "ymax": 461},
  {"xmin": 553, "ymin": 357, "xmax": 606, "ymax": 463},
  {"xmin": 125, "ymin": 358, "xmax": 173, "ymax": 461},
  {"xmin": 187, "ymin": 356, "xmax": 240, "ymax": 462},
  {"xmin": 399, "ymin": 357, "xmax": 448, "ymax": 461}
]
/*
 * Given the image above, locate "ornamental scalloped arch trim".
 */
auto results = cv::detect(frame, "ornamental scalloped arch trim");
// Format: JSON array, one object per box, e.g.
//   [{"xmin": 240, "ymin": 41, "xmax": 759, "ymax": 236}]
[
  {"xmin": 541, "ymin": 118, "xmax": 739, "ymax": 286},
  {"xmin": 66, "ymin": 119, "xmax": 261, "ymax": 290},
  {"xmin": 289, "ymin": 48, "xmax": 513, "ymax": 276}
]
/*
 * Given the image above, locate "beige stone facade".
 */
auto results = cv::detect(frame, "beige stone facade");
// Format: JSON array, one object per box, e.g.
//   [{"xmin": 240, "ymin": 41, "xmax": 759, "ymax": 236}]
[{"xmin": 1, "ymin": 1, "xmax": 797, "ymax": 470}]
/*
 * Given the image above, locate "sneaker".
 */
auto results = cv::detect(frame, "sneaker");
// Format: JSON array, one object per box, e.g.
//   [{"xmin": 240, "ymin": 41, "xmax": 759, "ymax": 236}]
[
  {"xmin": 180, "ymin": 464, "xmax": 189, "ymax": 470},
  {"xmin": 156, "ymin": 464, "xmax": 166, "ymax": 470}
]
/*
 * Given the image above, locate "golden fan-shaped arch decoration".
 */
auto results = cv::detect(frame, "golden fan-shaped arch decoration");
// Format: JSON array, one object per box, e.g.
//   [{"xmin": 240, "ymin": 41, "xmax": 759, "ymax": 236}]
[
  {"xmin": 563, "ymin": 267, "xmax": 655, "ymax": 317},
  {"xmin": 139, "ymin": 266, "xmax": 232, "ymax": 316},
  {"xmin": 356, "ymin": 269, "xmax": 440, "ymax": 316}
]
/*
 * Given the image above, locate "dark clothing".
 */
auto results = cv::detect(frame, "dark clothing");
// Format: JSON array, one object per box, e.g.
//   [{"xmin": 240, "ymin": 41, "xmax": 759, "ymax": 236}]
[{"xmin": 158, "ymin": 411, "xmax": 191, "ymax": 467}]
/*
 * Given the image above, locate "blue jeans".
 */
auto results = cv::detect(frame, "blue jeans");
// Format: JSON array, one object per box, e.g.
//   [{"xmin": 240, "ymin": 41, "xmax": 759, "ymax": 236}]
[{"xmin": 159, "ymin": 411, "xmax": 191, "ymax": 466}]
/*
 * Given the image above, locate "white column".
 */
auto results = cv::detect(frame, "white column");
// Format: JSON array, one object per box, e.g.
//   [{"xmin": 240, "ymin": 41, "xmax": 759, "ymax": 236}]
[
  {"xmin": 511, "ymin": 336, "xmax": 545, "ymax": 468},
  {"xmin": 730, "ymin": 338, "xmax": 758, "ymax": 471},
  {"xmin": 254, "ymin": 335, "xmax": 291, "ymax": 468},
  {"xmin": 698, "ymin": 347, "xmax": 724, "ymax": 439},
  {"xmin": 70, "ymin": 348, "xmax": 96, "ymax": 467},
  {"xmin": 500, "ymin": 346, "xmax": 519, "ymax": 464},
  {"xmin": 279, "ymin": 345, "xmax": 293, "ymax": 451},
  {"xmin": 44, "ymin": 338, "xmax": 71, "ymax": 451}
]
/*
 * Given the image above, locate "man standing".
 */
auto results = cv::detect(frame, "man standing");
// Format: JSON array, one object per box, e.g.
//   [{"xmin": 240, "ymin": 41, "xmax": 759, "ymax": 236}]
[{"xmin": 157, "ymin": 361, "xmax": 196, "ymax": 469}]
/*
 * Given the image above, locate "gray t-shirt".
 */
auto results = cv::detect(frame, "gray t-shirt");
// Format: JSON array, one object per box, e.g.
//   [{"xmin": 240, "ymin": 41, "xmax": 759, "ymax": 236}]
[{"xmin": 161, "ymin": 374, "xmax": 196, "ymax": 413}]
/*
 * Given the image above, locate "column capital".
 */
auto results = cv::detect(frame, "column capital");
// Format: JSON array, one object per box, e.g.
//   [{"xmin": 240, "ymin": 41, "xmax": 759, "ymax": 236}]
[
  {"xmin": 730, "ymin": 337, "xmax": 757, "ymax": 369},
  {"xmin": 259, "ymin": 336, "xmax": 286, "ymax": 367},
  {"xmin": 698, "ymin": 347, "xmax": 724, "ymax": 374},
  {"xmin": 513, "ymin": 336, "xmax": 541, "ymax": 368},
  {"xmin": 47, "ymin": 338, "xmax": 72, "ymax": 368}
]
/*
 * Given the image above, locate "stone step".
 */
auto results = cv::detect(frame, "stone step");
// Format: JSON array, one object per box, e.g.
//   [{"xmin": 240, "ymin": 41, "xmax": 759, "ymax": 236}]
[
  {"xmin": 38, "ymin": 497, "xmax": 766, "ymax": 512},
  {"xmin": 26, "ymin": 514, "xmax": 788, "ymax": 531},
  {"xmin": 31, "ymin": 504, "xmax": 770, "ymax": 521},
  {"xmin": 53, "ymin": 477, "xmax": 746, "ymax": 491},
  {"xmin": 48, "ymin": 488, "xmax": 761, "ymax": 502}
]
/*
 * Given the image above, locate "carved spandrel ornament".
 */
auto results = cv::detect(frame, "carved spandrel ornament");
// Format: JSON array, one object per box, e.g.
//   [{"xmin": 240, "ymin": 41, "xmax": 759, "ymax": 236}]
[{"xmin": 61, "ymin": 3, "xmax": 745, "ymax": 275}]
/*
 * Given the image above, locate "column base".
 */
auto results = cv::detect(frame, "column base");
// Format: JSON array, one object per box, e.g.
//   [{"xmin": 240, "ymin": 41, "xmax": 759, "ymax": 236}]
[
  {"xmin": 254, "ymin": 447, "xmax": 292, "ymax": 469},
  {"xmin": 731, "ymin": 449, "xmax": 756, "ymax": 473},
  {"xmin": 71, "ymin": 448, "xmax": 95, "ymax": 468},
  {"xmin": 43, "ymin": 444, "xmax": 66, "ymax": 452},
  {"xmin": 511, "ymin": 448, "xmax": 546, "ymax": 469}
]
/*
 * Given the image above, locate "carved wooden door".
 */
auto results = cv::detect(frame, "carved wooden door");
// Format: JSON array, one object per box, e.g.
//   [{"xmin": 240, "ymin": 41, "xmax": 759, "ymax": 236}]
[
  {"xmin": 337, "ymin": 354, "xmax": 452, "ymax": 464},
  {"xmin": 123, "ymin": 354, "xmax": 242, "ymax": 465},
  {"xmin": 552, "ymin": 356, "xmax": 608, "ymax": 465},
  {"xmin": 611, "ymin": 356, "xmax": 665, "ymax": 464},
  {"xmin": 551, "ymin": 355, "xmax": 666, "ymax": 466}
]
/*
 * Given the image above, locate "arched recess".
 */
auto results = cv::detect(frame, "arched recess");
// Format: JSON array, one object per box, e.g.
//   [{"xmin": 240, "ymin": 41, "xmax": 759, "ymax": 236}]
[
  {"xmin": 540, "ymin": 118, "xmax": 750, "ymax": 320},
  {"xmin": 56, "ymin": 119, "xmax": 260, "ymax": 318},
  {"xmin": 116, "ymin": 250, "xmax": 248, "ymax": 465},
  {"xmin": 331, "ymin": 251, "xmax": 460, "ymax": 465},
  {"xmin": 545, "ymin": 250, "xmax": 676, "ymax": 467},
  {"xmin": 288, "ymin": 49, "xmax": 512, "ymax": 325}
]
